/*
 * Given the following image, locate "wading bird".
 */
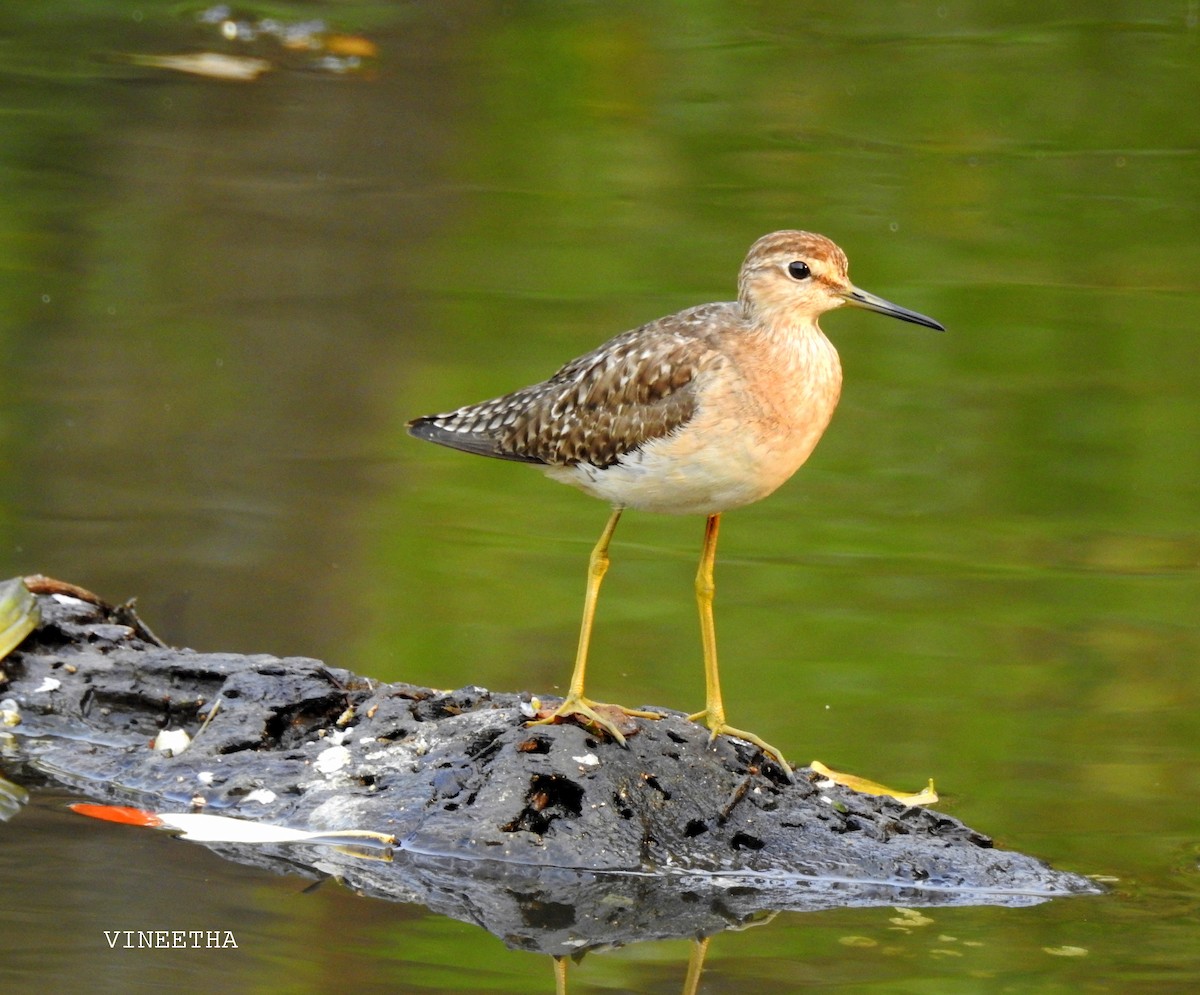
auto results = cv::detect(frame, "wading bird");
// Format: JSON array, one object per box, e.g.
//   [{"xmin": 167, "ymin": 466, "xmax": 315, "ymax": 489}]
[{"xmin": 408, "ymin": 230, "xmax": 943, "ymax": 769}]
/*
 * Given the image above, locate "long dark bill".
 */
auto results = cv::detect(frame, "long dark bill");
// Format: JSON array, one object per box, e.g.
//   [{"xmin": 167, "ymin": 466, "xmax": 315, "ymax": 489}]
[{"xmin": 842, "ymin": 286, "xmax": 945, "ymax": 331}]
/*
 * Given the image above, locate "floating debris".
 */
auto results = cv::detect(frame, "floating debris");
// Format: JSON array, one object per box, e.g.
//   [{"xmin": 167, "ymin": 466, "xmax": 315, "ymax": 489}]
[
  {"xmin": 70, "ymin": 803, "xmax": 394, "ymax": 847},
  {"xmin": 0, "ymin": 577, "xmax": 40, "ymax": 662},
  {"xmin": 180, "ymin": 6, "xmax": 378, "ymax": 78},
  {"xmin": 0, "ymin": 774, "xmax": 28, "ymax": 822},
  {"xmin": 812, "ymin": 760, "xmax": 938, "ymax": 806},
  {"xmin": 152, "ymin": 728, "xmax": 192, "ymax": 756},
  {"xmin": 130, "ymin": 52, "xmax": 272, "ymax": 81},
  {"xmin": 889, "ymin": 907, "xmax": 936, "ymax": 930}
]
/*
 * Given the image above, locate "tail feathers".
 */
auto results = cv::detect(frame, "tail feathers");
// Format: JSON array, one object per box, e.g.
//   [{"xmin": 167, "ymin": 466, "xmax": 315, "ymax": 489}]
[{"xmin": 407, "ymin": 414, "xmax": 546, "ymax": 464}]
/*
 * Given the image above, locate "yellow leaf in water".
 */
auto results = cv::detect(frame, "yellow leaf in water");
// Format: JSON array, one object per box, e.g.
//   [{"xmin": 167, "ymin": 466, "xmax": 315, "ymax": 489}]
[
  {"xmin": 889, "ymin": 908, "xmax": 935, "ymax": 928},
  {"xmin": 0, "ymin": 577, "xmax": 39, "ymax": 661},
  {"xmin": 811, "ymin": 760, "xmax": 939, "ymax": 805},
  {"xmin": 325, "ymin": 35, "xmax": 379, "ymax": 58}
]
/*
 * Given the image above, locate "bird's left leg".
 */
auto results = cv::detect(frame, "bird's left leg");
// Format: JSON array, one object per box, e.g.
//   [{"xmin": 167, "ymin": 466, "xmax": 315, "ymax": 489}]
[
  {"xmin": 528, "ymin": 507, "xmax": 660, "ymax": 744},
  {"xmin": 683, "ymin": 935, "xmax": 711, "ymax": 995},
  {"xmin": 688, "ymin": 513, "xmax": 791, "ymax": 770}
]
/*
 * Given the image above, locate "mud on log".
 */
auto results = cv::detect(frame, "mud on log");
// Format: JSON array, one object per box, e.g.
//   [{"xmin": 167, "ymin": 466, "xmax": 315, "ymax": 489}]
[{"xmin": 0, "ymin": 580, "xmax": 1101, "ymax": 954}]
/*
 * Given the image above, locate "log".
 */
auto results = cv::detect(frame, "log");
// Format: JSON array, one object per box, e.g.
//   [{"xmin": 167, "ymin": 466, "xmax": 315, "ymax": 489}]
[{"xmin": 0, "ymin": 579, "xmax": 1101, "ymax": 955}]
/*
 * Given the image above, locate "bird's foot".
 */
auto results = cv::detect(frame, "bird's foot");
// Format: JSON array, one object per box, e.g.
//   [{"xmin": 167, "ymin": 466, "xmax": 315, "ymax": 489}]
[
  {"xmin": 809, "ymin": 760, "xmax": 938, "ymax": 806},
  {"xmin": 688, "ymin": 709, "xmax": 791, "ymax": 774},
  {"xmin": 528, "ymin": 693, "xmax": 661, "ymax": 745}
]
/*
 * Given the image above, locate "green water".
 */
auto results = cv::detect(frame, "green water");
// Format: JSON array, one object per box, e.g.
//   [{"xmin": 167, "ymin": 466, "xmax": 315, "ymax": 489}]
[{"xmin": 1, "ymin": 2, "xmax": 1197, "ymax": 992}]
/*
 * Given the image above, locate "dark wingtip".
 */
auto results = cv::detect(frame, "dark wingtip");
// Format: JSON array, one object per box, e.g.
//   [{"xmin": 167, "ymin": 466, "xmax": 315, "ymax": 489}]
[
  {"xmin": 406, "ymin": 414, "xmax": 464, "ymax": 450},
  {"xmin": 406, "ymin": 414, "xmax": 436, "ymax": 439},
  {"xmin": 406, "ymin": 413, "xmax": 547, "ymax": 464}
]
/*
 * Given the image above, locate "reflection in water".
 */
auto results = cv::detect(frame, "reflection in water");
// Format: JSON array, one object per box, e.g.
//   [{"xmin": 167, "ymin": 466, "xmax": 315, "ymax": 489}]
[
  {"xmin": 552, "ymin": 931, "xmax": 712, "ymax": 995},
  {"xmin": 0, "ymin": 773, "xmax": 29, "ymax": 821},
  {"xmin": 0, "ymin": 780, "xmax": 1095, "ymax": 974}
]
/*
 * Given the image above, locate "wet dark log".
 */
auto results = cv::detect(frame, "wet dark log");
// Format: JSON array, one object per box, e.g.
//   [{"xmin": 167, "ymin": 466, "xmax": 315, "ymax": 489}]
[{"xmin": 0, "ymin": 582, "xmax": 1101, "ymax": 954}]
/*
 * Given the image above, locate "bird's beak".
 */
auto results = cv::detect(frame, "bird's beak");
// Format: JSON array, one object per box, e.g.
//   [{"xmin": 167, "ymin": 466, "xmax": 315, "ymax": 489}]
[{"xmin": 840, "ymin": 286, "xmax": 945, "ymax": 331}]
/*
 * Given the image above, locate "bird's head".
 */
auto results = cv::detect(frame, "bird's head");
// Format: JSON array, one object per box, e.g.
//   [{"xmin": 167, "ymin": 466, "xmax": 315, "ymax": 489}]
[{"xmin": 737, "ymin": 230, "xmax": 944, "ymax": 331}]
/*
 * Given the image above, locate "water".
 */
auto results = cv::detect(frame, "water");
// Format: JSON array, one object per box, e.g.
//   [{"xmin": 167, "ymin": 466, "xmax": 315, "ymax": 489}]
[{"xmin": 1, "ymin": 2, "xmax": 1198, "ymax": 992}]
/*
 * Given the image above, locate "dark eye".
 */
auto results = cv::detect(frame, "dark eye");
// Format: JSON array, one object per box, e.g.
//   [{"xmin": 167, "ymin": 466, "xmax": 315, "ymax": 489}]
[{"xmin": 787, "ymin": 261, "xmax": 811, "ymax": 280}]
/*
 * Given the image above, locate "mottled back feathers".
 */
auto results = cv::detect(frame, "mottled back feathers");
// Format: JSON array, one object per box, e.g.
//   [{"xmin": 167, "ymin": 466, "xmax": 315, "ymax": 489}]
[{"xmin": 407, "ymin": 304, "xmax": 731, "ymax": 468}]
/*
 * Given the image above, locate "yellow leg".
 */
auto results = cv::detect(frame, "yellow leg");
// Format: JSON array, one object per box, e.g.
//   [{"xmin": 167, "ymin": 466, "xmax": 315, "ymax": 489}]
[
  {"xmin": 528, "ymin": 508, "xmax": 659, "ymax": 744},
  {"xmin": 568, "ymin": 507, "xmax": 622, "ymax": 702},
  {"xmin": 552, "ymin": 955, "xmax": 567, "ymax": 995},
  {"xmin": 682, "ymin": 935, "xmax": 710, "ymax": 995},
  {"xmin": 687, "ymin": 514, "xmax": 790, "ymax": 770}
]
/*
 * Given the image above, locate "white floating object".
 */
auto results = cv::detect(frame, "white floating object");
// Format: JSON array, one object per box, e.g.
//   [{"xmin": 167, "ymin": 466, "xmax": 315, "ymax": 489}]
[
  {"xmin": 152, "ymin": 728, "xmax": 191, "ymax": 756},
  {"xmin": 70, "ymin": 804, "xmax": 394, "ymax": 847},
  {"xmin": 33, "ymin": 677, "xmax": 61, "ymax": 693},
  {"xmin": 244, "ymin": 788, "xmax": 277, "ymax": 805},
  {"xmin": 161, "ymin": 813, "xmax": 339, "ymax": 843},
  {"xmin": 133, "ymin": 52, "xmax": 273, "ymax": 82}
]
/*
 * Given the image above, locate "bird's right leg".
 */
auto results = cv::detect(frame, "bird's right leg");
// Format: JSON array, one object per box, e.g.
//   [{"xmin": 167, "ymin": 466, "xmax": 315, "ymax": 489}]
[
  {"xmin": 688, "ymin": 513, "xmax": 791, "ymax": 770},
  {"xmin": 527, "ymin": 507, "xmax": 660, "ymax": 744}
]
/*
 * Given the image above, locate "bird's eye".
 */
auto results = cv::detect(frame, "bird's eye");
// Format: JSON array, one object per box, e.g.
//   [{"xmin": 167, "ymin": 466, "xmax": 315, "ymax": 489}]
[{"xmin": 787, "ymin": 261, "xmax": 811, "ymax": 280}]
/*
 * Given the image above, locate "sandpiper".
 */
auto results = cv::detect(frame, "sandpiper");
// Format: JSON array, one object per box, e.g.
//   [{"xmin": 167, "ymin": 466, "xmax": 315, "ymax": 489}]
[{"xmin": 409, "ymin": 230, "xmax": 943, "ymax": 769}]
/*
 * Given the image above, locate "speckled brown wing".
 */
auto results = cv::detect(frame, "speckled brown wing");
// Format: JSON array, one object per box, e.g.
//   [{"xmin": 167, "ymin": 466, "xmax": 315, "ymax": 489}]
[{"xmin": 408, "ymin": 304, "xmax": 730, "ymax": 468}]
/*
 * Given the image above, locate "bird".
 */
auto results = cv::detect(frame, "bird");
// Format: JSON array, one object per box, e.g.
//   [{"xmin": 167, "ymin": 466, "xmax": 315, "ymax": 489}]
[{"xmin": 408, "ymin": 230, "xmax": 944, "ymax": 770}]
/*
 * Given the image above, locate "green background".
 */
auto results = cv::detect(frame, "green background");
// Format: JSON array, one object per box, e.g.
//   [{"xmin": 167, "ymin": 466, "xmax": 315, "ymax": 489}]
[{"xmin": 1, "ymin": 2, "xmax": 1197, "ymax": 992}]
